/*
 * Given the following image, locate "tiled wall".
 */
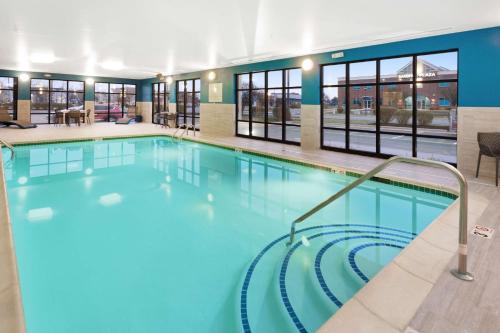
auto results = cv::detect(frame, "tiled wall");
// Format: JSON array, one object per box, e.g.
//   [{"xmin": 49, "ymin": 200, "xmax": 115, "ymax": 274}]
[
  {"xmin": 137, "ymin": 102, "xmax": 152, "ymax": 123},
  {"xmin": 300, "ymin": 105, "xmax": 321, "ymax": 150},
  {"xmin": 16, "ymin": 100, "xmax": 30, "ymax": 123},
  {"xmin": 199, "ymin": 103, "xmax": 235, "ymax": 137}
]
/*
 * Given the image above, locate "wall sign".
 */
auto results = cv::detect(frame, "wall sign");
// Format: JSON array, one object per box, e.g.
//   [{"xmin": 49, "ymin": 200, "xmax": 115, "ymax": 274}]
[{"xmin": 331, "ymin": 51, "xmax": 344, "ymax": 59}]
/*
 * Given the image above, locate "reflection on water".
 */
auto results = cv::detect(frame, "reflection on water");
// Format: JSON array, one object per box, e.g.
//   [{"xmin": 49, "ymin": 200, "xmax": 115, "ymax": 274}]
[
  {"xmin": 3, "ymin": 138, "xmax": 450, "ymax": 232},
  {"xmin": 4, "ymin": 141, "xmax": 136, "ymax": 182}
]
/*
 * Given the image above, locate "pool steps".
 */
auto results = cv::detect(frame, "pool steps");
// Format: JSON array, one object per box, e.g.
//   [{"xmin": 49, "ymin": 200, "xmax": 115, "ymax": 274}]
[{"xmin": 240, "ymin": 224, "xmax": 417, "ymax": 332}]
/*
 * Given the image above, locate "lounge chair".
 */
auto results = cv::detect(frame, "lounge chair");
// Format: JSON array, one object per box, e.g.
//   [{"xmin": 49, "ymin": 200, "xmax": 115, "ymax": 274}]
[
  {"xmin": 0, "ymin": 107, "xmax": 37, "ymax": 129},
  {"xmin": 115, "ymin": 117, "xmax": 134, "ymax": 125}
]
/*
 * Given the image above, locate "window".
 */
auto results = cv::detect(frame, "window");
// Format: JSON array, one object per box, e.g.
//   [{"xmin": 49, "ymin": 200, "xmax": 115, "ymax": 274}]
[
  {"xmin": 236, "ymin": 68, "xmax": 302, "ymax": 144},
  {"xmin": 321, "ymin": 50, "xmax": 458, "ymax": 164},
  {"xmin": 176, "ymin": 79, "xmax": 200, "ymax": 128},
  {"xmin": 152, "ymin": 82, "xmax": 170, "ymax": 124},
  {"xmin": 30, "ymin": 79, "xmax": 84, "ymax": 124},
  {"xmin": 0, "ymin": 77, "xmax": 17, "ymax": 119},
  {"xmin": 94, "ymin": 83, "xmax": 136, "ymax": 122}
]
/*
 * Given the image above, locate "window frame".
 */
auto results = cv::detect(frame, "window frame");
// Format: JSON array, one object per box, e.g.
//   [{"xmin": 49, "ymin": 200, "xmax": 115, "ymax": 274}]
[
  {"xmin": 320, "ymin": 49, "xmax": 459, "ymax": 164},
  {"xmin": 235, "ymin": 67, "xmax": 302, "ymax": 145},
  {"xmin": 30, "ymin": 79, "xmax": 85, "ymax": 124},
  {"xmin": 176, "ymin": 79, "xmax": 200, "ymax": 129},
  {"xmin": 93, "ymin": 82, "xmax": 136, "ymax": 122},
  {"xmin": 0, "ymin": 76, "xmax": 18, "ymax": 120},
  {"xmin": 152, "ymin": 82, "xmax": 170, "ymax": 124}
]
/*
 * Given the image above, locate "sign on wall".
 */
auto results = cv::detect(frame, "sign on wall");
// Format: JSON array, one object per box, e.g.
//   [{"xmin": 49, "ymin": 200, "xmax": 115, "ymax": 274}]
[{"xmin": 209, "ymin": 83, "xmax": 223, "ymax": 103}]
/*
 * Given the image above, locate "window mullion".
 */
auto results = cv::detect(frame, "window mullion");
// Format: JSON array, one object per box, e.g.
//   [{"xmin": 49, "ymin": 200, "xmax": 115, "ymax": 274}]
[{"xmin": 412, "ymin": 55, "xmax": 417, "ymax": 157}]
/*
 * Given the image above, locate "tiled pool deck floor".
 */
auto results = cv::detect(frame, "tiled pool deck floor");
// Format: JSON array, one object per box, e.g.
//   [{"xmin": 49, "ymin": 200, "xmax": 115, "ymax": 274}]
[{"xmin": 1, "ymin": 123, "xmax": 499, "ymax": 333}]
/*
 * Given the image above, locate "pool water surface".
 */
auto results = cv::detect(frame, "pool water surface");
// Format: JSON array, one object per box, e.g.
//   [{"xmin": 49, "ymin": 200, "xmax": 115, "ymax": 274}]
[{"xmin": 2, "ymin": 137, "xmax": 454, "ymax": 333}]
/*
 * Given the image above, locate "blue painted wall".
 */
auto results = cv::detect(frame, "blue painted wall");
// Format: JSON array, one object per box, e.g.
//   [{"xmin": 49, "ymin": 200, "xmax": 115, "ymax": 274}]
[{"xmin": 142, "ymin": 26, "xmax": 500, "ymax": 107}]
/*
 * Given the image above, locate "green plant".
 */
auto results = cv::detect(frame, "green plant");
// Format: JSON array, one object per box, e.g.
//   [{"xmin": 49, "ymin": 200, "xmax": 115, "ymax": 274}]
[
  {"xmin": 394, "ymin": 110, "xmax": 412, "ymax": 125},
  {"xmin": 379, "ymin": 107, "xmax": 396, "ymax": 124},
  {"xmin": 417, "ymin": 111, "xmax": 434, "ymax": 126}
]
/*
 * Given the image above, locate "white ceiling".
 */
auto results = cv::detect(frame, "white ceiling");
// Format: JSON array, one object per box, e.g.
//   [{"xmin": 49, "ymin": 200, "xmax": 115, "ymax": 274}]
[{"xmin": 0, "ymin": 0, "xmax": 499, "ymax": 79}]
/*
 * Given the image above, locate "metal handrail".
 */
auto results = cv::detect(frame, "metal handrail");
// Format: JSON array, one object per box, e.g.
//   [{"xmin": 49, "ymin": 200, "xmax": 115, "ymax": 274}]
[
  {"xmin": 286, "ymin": 156, "xmax": 474, "ymax": 281},
  {"xmin": 0, "ymin": 139, "xmax": 14, "ymax": 160}
]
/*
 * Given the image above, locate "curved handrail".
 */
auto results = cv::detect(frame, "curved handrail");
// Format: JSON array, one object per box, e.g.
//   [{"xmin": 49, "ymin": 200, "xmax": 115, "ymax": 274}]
[
  {"xmin": 286, "ymin": 156, "xmax": 473, "ymax": 281},
  {"xmin": 0, "ymin": 138, "xmax": 14, "ymax": 160}
]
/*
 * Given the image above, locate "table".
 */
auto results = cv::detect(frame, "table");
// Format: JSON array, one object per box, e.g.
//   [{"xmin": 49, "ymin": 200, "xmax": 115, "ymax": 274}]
[{"xmin": 60, "ymin": 110, "xmax": 87, "ymax": 125}]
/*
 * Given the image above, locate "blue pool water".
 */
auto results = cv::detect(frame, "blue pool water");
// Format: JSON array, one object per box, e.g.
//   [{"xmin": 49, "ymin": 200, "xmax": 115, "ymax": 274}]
[{"xmin": 1, "ymin": 137, "xmax": 454, "ymax": 333}]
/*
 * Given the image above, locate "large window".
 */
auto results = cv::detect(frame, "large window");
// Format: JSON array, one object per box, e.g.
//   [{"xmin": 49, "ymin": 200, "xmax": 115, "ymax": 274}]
[
  {"xmin": 0, "ymin": 77, "xmax": 17, "ymax": 119},
  {"xmin": 152, "ymin": 82, "xmax": 170, "ymax": 124},
  {"xmin": 176, "ymin": 79, "xmax": 200, "ymax": 128},
  {"xmin": 94, "ymin": 83, "xmax": 136, "ymax": 122},
  {"xmin": 321, "ymin": 50, "xmax": 458, "ymax": 163},
  {"xmin": 30, "ymin": 79, "xmax": 84, "ymax": 124},
  {"xmin": 236, "ymin": 69, "xmax": 302, "ymax": 144}
]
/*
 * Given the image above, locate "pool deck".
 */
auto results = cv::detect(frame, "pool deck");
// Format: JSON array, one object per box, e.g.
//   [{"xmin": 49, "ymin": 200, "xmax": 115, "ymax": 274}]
[{"xmin": 1, "ymin": 123, "xmax": 499, "ymax": 333}]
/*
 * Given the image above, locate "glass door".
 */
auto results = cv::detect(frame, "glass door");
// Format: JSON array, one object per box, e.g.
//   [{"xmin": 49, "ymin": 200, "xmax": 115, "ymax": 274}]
[{"xmin": 176, "ymin": 79, "xmax": 200, "ymax": 129}]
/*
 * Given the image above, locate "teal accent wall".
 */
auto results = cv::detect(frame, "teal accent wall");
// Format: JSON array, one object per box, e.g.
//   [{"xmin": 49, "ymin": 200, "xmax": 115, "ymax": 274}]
[
  {"xmin": 0, "ymin": 69, "xmax": 142, "ymax": 102},
  {"xmin": 141, "ymin": 26, "xmax": 500, "ymax": 107}
]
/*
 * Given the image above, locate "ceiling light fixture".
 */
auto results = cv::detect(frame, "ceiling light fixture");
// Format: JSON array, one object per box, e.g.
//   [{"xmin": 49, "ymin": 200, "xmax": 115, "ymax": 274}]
[
  {"xmin": 301, "ymin": 58, "xmax": 314, "ymax": 71},
  {"xmin": 208, "ymin": 71, "xmax": 216, "ymax": 81},
  {"xmin": 156, "ymin": 73, "xmax": 166, "ymax": 81},
  {"xmin": 19, "ymin": 73, "xmax": 30, "ymax": 82},
  {"xmin": 101, "ymin": 60, "xmax": 124, "ymax": 71}
]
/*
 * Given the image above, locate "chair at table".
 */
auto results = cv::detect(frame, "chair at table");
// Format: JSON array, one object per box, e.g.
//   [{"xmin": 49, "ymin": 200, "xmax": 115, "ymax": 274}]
[
  {"xmin": 476, "ymin": 132, "xmax": 500, "ymax": 186},
  {"xmin": 163, "ymin": 113, "xmax": 176, "ymax": 128},
  {"xmin": 54, "ymin": 110, "xmax": 64, "ymax": 126},
  {"xmin": 66, "ymin": 111, "xmax": 82, "ymax": 126},
  {"xmin": 85, "ymin": 109, "xmax": 92, "ymax": 124}
]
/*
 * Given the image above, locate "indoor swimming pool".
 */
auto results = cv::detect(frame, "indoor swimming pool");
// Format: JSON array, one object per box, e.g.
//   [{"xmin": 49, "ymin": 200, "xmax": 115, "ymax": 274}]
[{"xmin": 1, "ymin": 137, "xmax": 455, "ymax": 333}]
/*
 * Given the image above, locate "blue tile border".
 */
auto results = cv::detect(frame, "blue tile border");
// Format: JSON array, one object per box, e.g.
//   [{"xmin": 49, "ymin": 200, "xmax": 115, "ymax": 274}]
[
  {"xmin": 347, "ymin": 242, "xmax": 405, "ymax": 283},
  {"xmin": 280, "ymin": 231, "xmax": 413, "ymax": 332},
  {"xmin": 240, "ymin": 224, "xmax": 416, "ymax": 333}
]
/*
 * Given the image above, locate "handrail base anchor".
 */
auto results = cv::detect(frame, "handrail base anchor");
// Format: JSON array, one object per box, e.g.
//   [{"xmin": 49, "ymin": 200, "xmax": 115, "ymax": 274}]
[{"xmin": 451, "ymin": 269, "xmax": 474, "ymax": 282}]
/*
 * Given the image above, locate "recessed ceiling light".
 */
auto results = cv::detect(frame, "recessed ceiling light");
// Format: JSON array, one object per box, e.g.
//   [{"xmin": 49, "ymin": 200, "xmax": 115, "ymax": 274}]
[
  {"xmin": 101, "ymin": 60, "xmax": 124, "ymax": 71},
  {"xmin": 30, "ymin": 53, "xmax": 56, "ymax": 64}
]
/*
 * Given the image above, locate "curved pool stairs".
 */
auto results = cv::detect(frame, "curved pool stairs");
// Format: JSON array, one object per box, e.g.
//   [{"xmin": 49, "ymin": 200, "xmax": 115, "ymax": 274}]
[{"xmin": 239, "ymin": 223, "xmax": 415, "ymax": 333}]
